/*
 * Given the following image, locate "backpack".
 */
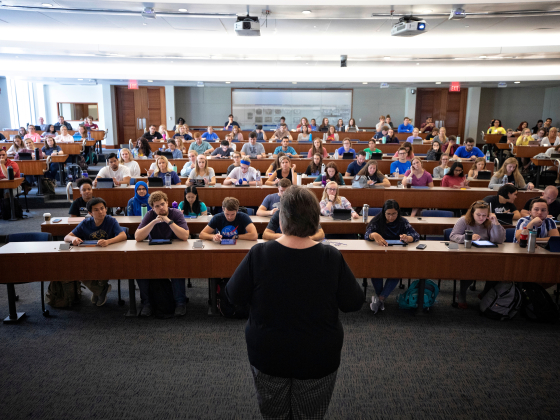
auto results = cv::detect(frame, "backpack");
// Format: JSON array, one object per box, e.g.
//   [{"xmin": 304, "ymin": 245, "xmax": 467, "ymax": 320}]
[
  {"xmin": 85, "ymin": 152, "xmax": 98, "ymax": 165},
  {"xmin": 46, "ymin": 281, "xmax": 81, "ymax": 308},
  {"xmin": 479, "ymin": 282, "xmax": 522, "ymax": 321},
  {"xmin": 397, "ymin": 280, "xmax": 439, "ymax": 310},
  {"xmin": 215, "ymin": 278, "xmax": 250, "ymax": 319},
  {"xmin": 41, "ymin": 177, "xmax": 56, "ymax": 195},
  {"xmin": 520, "ymin": 283, "xmax": 559, "ymax": 324},
  {"xmin": 76, "ymin": 154, "xmax": 89, "ymax": 171},
  {"xmin": 1, "ymin": 197, "xmax": 24, "ymax": 220},
  {"xmin": 148, "ymin": 279, "xmax": 176, "ymax": 319}
]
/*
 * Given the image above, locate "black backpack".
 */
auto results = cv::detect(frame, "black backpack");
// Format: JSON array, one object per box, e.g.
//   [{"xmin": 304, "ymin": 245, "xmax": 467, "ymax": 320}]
[
  {"xmin": 216, "ymin": 278, "xmax": 249, "ymax": 319},
  {"xmin": 148, "ymin": 279, "xmax": 176, "ymax": 319},
  {"xmin": 520, "ymin": 283, "xmax": 559, "ymax": 324}
]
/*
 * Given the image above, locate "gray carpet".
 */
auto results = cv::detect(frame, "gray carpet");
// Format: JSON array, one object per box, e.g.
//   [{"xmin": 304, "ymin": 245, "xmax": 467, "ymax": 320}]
[{"xmin": 1, "ymin": 277, "xmax": 559, "ymax": 420}]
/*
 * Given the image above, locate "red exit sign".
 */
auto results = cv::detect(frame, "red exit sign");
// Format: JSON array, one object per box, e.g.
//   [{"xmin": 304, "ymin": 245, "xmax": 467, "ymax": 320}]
[
  {"xmin": 128, "ymin": 80, "xmax": 139, "ymax": 90},
  {"xmin": 449, "ymin": 82, "xmax": 461, "ymax": 92}
]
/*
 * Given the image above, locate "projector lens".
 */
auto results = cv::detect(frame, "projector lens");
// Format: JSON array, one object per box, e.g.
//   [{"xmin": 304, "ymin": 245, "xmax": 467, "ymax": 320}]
[
  {"xmin": 417, "ymin": 23, "xmax": 426, "ymax": 30},
  {"xmin": 243, "ymin": 22, "xmax": 252, "ymax": 30}
]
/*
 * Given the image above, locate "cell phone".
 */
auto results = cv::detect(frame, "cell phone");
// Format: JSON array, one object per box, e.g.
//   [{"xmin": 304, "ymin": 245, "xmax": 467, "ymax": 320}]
[
  {"xmin": 416, "ymin": 217, "xmax": 422, "ymax": 220},
  {"xmin": 416, "ymin": 244, "xmax": 427, "ymax": 250},
  {"xmin": 52, "ymin": 218, "xmax": 62, "ymax": 223}
]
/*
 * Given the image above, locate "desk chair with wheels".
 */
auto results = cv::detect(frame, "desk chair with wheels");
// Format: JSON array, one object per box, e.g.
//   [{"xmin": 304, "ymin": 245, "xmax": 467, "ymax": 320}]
[{"xmin": 4, "ymin": 232, "xmax": 52, "ymax": 323}]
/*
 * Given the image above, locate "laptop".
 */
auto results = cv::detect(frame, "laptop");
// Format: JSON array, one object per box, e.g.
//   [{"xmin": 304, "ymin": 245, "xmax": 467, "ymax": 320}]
[
  {"xmin": 160, "ymin": 151, "xmax": 174, "ymax": 160},
  {"xmin": 342, "ymin": 152, "xmax": 354, "ymax": 160},
  {"xmin": 148, "ymin": 177, "xmax": 164, "ymax": 187},
  {"xmin": 370, "ymin": 152, "xmax": 383, "ymax": 160},
  {"xmin": 17, "ymin": 152, "xmax": 32, "ymax": 160},
  {"xmin": 545, "ymin": 236, "xmax": 560, "ymax": 252},
  {"xmin": 332, "ymin": 209, "xmax": 352, "ymax": 220},
  {"xmin": 96, "ymin": 178, "xmax": 114, "ymax": 188},
  {"xmin": 191, "ymin": 179, "xmax": 207, "ymax": 187},
  {"xmin": 550, "ymin": 153, "xmax": 560, "ymax": 159},
  {"xmin": 412, "ymin": 138, "xmax": 423, "ymax": 144},
  {"xmin": 495, "ymin": 212, "xmax": 514, "ymax": 226},
  {"xmin": 477, "ymin": 170, "xmax": 492, "ymax": 180}
]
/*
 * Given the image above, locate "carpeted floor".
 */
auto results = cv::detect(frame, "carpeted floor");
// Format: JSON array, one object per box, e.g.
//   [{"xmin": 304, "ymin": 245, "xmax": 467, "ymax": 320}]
[{"xmin": 1, "ymin": 277, "xmax": 559, "ymax": 420}]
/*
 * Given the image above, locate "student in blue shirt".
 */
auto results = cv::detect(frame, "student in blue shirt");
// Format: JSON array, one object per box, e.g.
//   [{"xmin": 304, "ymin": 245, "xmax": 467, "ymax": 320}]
[
  {"xmin": 309, "ymin": 119, "xmax": 317, "ymax": 131},
  {"xmin": 63, "ymin": 197, "xmax": 127, "ymax": 306},
  {"xmin": 453, "ymin": 138, "xmax": 485, "ymax": 160},
  {"xmin": 336, "ymin": 138, "xmax": 356, "ymax": 159},
  {"xmin": 256, "ymin": 178, "xmax": 291, "ymax": 216},
  {"xmin": 273, "ymin": 138, "xmax": 297, "ymax": 157},
  {"xmin": 165, "ymin": 139, "xmax": 183, "ymax": 159},
  {"xmin": 201, "ymin": 126, "xmax": 219, "ymax": 141},
  {"xmin": 345, "ymin": 151, "xmax": 367, "ymax": 176},
  {"xmin": 199, "ymin": 197, "xmax": 258, "ymax": 241},
  {"xmin": 397, "ymin": 117, "xmax": 414, "ymax": 133},
  {"xmin": 390, "ymin": 148, "xmax": 412, "ymax": 176}
]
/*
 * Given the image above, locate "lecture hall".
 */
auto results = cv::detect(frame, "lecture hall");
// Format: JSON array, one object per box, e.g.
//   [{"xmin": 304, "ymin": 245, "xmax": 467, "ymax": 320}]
[{"xmin": 1, "ymin": 1, "xmax": 560, "ymax": 419}]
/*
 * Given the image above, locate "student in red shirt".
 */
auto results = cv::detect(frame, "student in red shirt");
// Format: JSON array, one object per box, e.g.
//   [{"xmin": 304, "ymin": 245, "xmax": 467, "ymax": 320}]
[{"xmin": 0, "ymin": 148, "xmax": 21, "ymax": 179}]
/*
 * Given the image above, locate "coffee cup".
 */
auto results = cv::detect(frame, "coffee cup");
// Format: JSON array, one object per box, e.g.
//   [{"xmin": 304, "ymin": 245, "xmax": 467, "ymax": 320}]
[
  {"xmin": 43, "ymin": 212, "xmax": 51, "ymax": 222},
  {"xmin": 464, "ymin": 230, "xmax": 473, "ymax": 248}
]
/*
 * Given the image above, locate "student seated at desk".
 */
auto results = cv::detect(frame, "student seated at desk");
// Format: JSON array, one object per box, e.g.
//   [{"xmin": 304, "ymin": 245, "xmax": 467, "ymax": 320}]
[
  {"xmin": 255, "ymin": 125, "xmax": 267, "ymax": 141},
  {"xmin": 390, "ymin": 148, "xmax": 412, "ymax": 177},
  {"xmin": 257, "ymin": 178, "xmax": 291, "ymax": 216},
  {"xmin": 0, "ymin": 148, "xmax": 20, "ymax": 181},
  {"xmin": 483, "ymin": 184, "xmax": 521, "ymax": 220},
  {"xmin": 307, "ymin": 138, "xmax": 329, "ymax": 158},
  {"xmin": 313, "ymin": 162, "xmax": 344, "ymax": 186},
  {"xmin": 24, "ymin": 124, "xmax": 42, "ymax": 143},
  {"xmin": 487, "ymin": 119, "xmax": 506, "ymax": 135},
  {"xmin": 179, "ymin": 186, "xmax": 207, "ymax": 216},
  {"xmin": 520, "ymin": 186, "xmax": 560, "ymax": 219},
  {"xmin": 7, "ymin": 135, "xmax": 25, "ymax": 157},
  {"xmin": 132, "ymin": 137, "xmax": 153, "ymax": 159},
  {"xmin": 384, "ymin": 128, "xmax": 399, "ymax": 144},
  {"xmin": 336, "ymin": 138, "xmax": 356, "ymax": 158},
  {"xmin": 142, "ymin": 125, "xmax": 163, "ymax": 142},
  {"xmin": 201, "ymin": 125, "xmax": 219, "ymax": 141},
  {"xmin": 149, "ymin": 155, "xmax": 181, "ymax": 185},
  {"xmin": 173, "ymin": 124, "xmax": 193, "ymax": 141},
  {"xmin": 373, "ymin": 127, "xmax": 388, "ymax": 141},
  {"xmin": 211, "ymin": 140, "xmax": 235, "ymax": 158},
  {"xmin": 240, "ymin": 133, "xmax": 266, "ymax": 159},
  {"xmin": 199, "ymin": 197, "xmax": 258, "ymax": 242},
  {"xmin": 406, "ymin": 127, "xmax": 422, "ymax": 143},
  {"xmin": 273, "ymin": 138, "xmax": 297, "ymax": 158},
  {"xmin": 263, "ymin": 206, "xmax": 325, "ymax": 241},
  {"xmin": 403, "ymin": 157, "xmax": 434, "ymax": 216},
  {"xmin": 450, "ymin": 200, "xmax": 506, "ymax": 308},
  {"xmin": 63, "ymin": 197, "xmax": 127, "ymax": 306},
  {"xmin": 515, "ymin": 128, "xmax": 534, "ymax": 147},
  {"xmin": 453, "ymin": 138, "xmax": 484, "ymax": 160},
  {"xmin": 134, "ymin": 191, "xmax": 190, "ymax": 317},
  {"xmin": 189, "ymin": 132, "xmax": 214, "ymax": 156},
  {"xmin": 397, "ymin": 117, "xmax": 414, "ymax": 133},
  {"xmin": 426, "ymin": 140, "xmax": 442, "ymax": 161},
  {"xmin": 515, "ymin": 198, "xmax": 559, "ymax": 243},
  {"xmin": 41, "ymin": 125, "xmax": 57, "ymax": 140},
  {"xmin": 42, "ymin": 137, "xmax": 62, "ymax": 181},
  {"xmin": 426, "ymin": 127, "xmax": 439, "ymax": 141},
  {"xmin": 266, "ymin": 156, "xmax": 297, "ymax": 186},
  {"xmin": 224, "ymin": 157, "xmax": 260, "ymax": 185},
  {"xmin": 433, "ymin": 153, "xmax": 450, "ymax": 178},
  {"xmin": 363, "ymin": 139, "xmax": 382, "ymax": 159},
  {"xmin": 323, "ymin": 126, "xmax": 339, "ymax": 142},
  {"xmin": 93, "ymin": 153, "xmax": 131, "ymax": 187},
  {"xmin": 392, "ymin": 141, "xmax": 414, "ymax": 160},
  {"xmin": 297, "ymin": 125, "xmax": 313, "ymax": 142},
  {"xmin": 488, "ymin": 157, "xmax": 534, "ymax": 190},
  {"xmin": 226, "ymin": 187, "xmax": 362, "ymax": 420},
  {"xmin": 54, "ymin": 125, "xmax": 74, "ymax": 144},
  {"xmin": 357, "ymin": 160, "xmax": 391, "ymax": 187},
  {"xmin": 365, "ymin": 199, "xmax": 420, "ymax": 313},
  {"xmin": 187, "ymin": 155, "xmax": 216, "ymax": 186},
  {"xmin": 467, "ymin": 157, "xmax": 487, "ymax": 179},
  {"xmin": 305, "ymin": 153, "xmax": 323, "ymax": 177},
  {"xmin": 265, "ymin": 152, "xmax": 284, "ymax": 176},
  {"xmin": 320, "ymin": 181, "xmax": 359, "ymax": 219},
  {"xmin": 227, "ymin": 151, "xmax": 241, "ymax": 175},
  {"xmin": 231, "ymin": 125, "xmax": 244, "ymax": 142},
  {"xmin": 15, "ymin": 138, "xmax": 36, "ymax": 160},
  {"xmin": 345, "ymin": 151, "xmax": 367, "ymax": 176},
  {"xmin": 541, "ymin": 127, "xmax": 560, "ymax": 147},
  {"xmin": 224, "ymin": 114, "xmax": 239, "ymax": 131},
  {"xmin": 442, "ymin": 161, "xmax": 468, "ymax": 188},
  {"xmin": 271, "ymin": 123, "xmax": 293, "ymax": 141},
  {"xmin": 180, "ymin": 150, "xmax": 198, "ymax": 177},
  {"xmin": 165, "ymin": 139, "xmax": 183, "ymax": 159},
  {"xmin": 126, "ymin": 181, "xmax": 151, "ymax": 216},
  {"xmin": 69, "ymin": 178, "xmax": 94, "ymax": 216}
]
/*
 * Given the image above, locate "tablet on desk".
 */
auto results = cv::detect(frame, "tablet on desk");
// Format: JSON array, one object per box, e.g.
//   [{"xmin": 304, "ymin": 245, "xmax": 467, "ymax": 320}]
[
  {"xmin": 385, "ymin": 239, "xmax": 407, "ymax": 246},
  {"xmin": 472, "ymin": 240, "xmax": 498, "ymax": 248},
  {"xmin": 220, "ymin": 238, "xmax": 237, "ymax": 245},
  {"xmin": 79, "ymin": 240, "xmax": 98, "ymax": 247},
  {"xmin": 149, "ymin": 238, "xmax": 172, "ymax": 245}
]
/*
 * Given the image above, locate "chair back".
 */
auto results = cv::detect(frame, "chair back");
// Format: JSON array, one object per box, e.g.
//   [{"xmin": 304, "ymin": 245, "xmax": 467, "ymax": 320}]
[
  {"xmin": 367, "ymin": 207, "xmax": 382, "ymax": 217},
  {"xmin": 443, "ymin": 228, "xmax": 452, "ymax": 242},
  {"xmin": 422, "ymin": 210, "xmax": 454, "ymax": 218},
  {"xmin": 505, "ymin": 228, "xmax": 516, "ymax": 243},
  {"xmin": 7, "ymin": 232, "xmax": 52, "ymax": 243}
]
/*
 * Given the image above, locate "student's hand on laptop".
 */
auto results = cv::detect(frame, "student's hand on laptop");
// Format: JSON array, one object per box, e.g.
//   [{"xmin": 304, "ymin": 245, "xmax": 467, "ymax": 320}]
[
  {"xmin": 399, "ymin": 234, "xmax": 409, "ymax": 242},
  {"xmin": 97, "ymin": 239, "xmax": 110, "ymax": 247},
  {"xmin": 70, "ymin": 237, "xmax": 83, "ymax": 246}
]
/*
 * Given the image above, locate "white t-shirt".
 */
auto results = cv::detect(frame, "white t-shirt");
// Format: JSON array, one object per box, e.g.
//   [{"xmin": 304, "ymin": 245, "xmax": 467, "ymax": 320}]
[
  {"xmin": 122, "ymin": 161, "xmax": 141, "ymax": 178},
  {"xmin": 545, "ymin": 147, "xmax": 560, "ymax": 157},
  {"xmin": 55, "ymin": 134, "xmax": 74, "ymax": 143},
  {"xmin": 188, "ymin": 167, "xmax": 215, "ymax": 180},
  {"xmin": 97, "ymin": 164, "xmax": 131, "ymax": 181},
  {"xmin": 541, "ymin": 136, "xmax": 560, "ymax": 147},
  {"xmin": 227, "ymin": 166, "xmax": 260, "ymax": 182}
]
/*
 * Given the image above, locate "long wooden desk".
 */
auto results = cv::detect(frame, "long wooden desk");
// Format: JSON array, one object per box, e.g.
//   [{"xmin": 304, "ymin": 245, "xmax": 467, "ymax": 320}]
[
  {"xmin": 1, "ymin": 140, "xmax": 95, "ymax": 156},
  {"xmin": 1, "ymin": 130, "xmax": 105, "ymax": 141},
  {"xmin": 173, "ymin": 131, "xmax": 426, "ymax": 142},
  {"xmin": 0, "ymin": 178, "xmax": 24, "ymax": 220},
  {"xmin": 135, "ymin": 158, "xmax": 494, "ymax": 176},
  {"xmin": 514, "ymin": 146, "xmax": 549, "ymax": 158},
  {"xmin": 1, "ymin": 240, "xmax": 558, "ymax": 320},
  {"xmin": 74, "ymin": 185, "xmax": 538, "ymax": 209},
  {"xmin": 484, "ymin": 134, "xmax": 503, "ymax": 144},
  {"xmin": 41, "ymin": 216, "xmax": 464, "ymax": 237}
]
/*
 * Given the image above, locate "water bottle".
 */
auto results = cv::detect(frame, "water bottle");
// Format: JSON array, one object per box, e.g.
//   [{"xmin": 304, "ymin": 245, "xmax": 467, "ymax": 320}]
[
  {"xmin": 165, "ymin": 173, "xmax": 171, "ymax": 187},
  {"xmin": 519, "ymin": 225, "xmax": 529, "ymax": 248},
  {"xmin": 362, "ymin": 204, "xmax": 369, "ymax": 223},
  {"xmin": 172, "ymin": 201, "xmax": 178, "ymax": 209},
  {"xmin": 141, "ymin": 204, "xmax": 147, "ymax": 218},
  {"xmin": 172, "ymin": 165, "xmax": 177, "ymax": 173},
  {"xmin": 502, "ymin": 175, "xmax": 508, "ymax": 185},
  {"xmin": 334, "ymin": 149, "xmax": 339, "ymax": 159},
  {"xmin": 527, "ymin": 229, "xmax": 537, "ymax": 253},
  {"xmin": 382, "ymin": 136, "xmax": 386, "ymax": 144},
  {"xmin": 34, "ymin": 148, "xmax": 40, "ymax": 160},
  {"xmin": 255, "ymin": 171, "xmax": 261, "ymax": 187},
  {"xmin": 7, "ymin": 166, "xmax": 14, "ymax": 180},
  {"xmin": 82, "ymin": 171, "xmax": 88, "ymax": 179},
  {"xmin": 395, "ymin": 167, "xmax": 400, "ymax": 177},
  {"xmin": 321, "ymin": 163, "xmax": 326, "ymax": 175},
  {"xmin": 486, "ymin": 150, "xmax": 490, "ymax": 162},
  {"xmin": 365, "ymin": 151, "xmax": 370, "ymax": 160}
]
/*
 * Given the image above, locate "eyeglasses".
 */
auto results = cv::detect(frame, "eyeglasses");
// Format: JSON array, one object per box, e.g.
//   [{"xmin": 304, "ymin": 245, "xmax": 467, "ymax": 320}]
[{"xmin": 326, "ymin": 188, "xmax": 337, "ymax": 192}]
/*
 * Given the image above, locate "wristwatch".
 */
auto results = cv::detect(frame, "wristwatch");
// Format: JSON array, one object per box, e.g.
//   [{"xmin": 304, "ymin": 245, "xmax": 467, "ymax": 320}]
[{"xmin": 167, "ymin": 220, "xmax": 174, "ymax": 226}]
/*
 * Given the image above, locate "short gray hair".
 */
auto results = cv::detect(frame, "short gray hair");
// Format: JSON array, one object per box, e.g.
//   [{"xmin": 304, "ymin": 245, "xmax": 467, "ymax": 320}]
[{"xmin": 279, "ymin": 186, "xmax": 320, "ymax": 238}]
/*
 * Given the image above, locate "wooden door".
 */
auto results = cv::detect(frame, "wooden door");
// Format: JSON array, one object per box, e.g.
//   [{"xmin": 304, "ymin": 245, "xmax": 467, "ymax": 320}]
[
  {"xmin": 415, "ymin": 88, "xmax": 468, "ymax": 138},
  {"xmin": 115, "ymin": 86, "xmax": 166, "ymax": 145}
]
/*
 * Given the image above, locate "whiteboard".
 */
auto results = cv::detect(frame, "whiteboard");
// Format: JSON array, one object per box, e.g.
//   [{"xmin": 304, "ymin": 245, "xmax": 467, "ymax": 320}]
[{"xmin": 232, "ymin": 89, "xmax": 352, "ymax": 130}]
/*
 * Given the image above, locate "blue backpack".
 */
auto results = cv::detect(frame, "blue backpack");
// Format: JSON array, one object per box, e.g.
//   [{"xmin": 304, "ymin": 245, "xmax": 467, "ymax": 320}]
[{"xmin": 397, "ymin": 280, "xmax": 439, "ymax": 309}]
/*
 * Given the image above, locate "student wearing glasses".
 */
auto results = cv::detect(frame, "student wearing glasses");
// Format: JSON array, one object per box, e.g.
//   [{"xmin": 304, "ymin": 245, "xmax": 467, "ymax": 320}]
[
  {"xmin": 392, "ymin": 141, "xmax": 414, "ymax": 160},
  {"xmin": 450, "ymin": 200, "xmax": 505, "ymax": 309},
  {"xmin": 365, "ymin": 199, "xmax": 420, "ymax": 313},
  {"xmin": 390, "ymin": 148, "xmax": 412, "ymax": 177},
  {"xmin": 227, "ymin": 151, "xmax": 242, "ymax": 175},
  {"xmin": 515, "ymin": 198, "xmax": 559, "ymax": 243},
  {"xmin": 433, "ymin": 154, "xmax": 450, "ymax": 178},
  {"xmin": 319, "ymin": 181, "xmax": 359, "ymax": 218},
  {"xmin": 441, "ymin": 161, "xmax": 468, "ymax": 188}
]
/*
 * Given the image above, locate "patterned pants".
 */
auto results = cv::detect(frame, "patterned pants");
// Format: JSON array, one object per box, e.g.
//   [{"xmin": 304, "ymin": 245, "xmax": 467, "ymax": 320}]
[{"xmin": 250, "ymin": 365, "xmax": 338, "ymax": 420}]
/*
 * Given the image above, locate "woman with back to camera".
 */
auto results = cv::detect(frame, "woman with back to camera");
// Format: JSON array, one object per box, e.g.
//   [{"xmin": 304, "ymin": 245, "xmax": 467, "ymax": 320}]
[
  {"xmin": 450, "ymin": 200, "xmax": 505, "ymax": 308},
  {"xmin": 179, "ymin": 185, "xmax": 208, "ymax": 216},
  {"xmin": 126, "ymin": 181, "xmax": 151, "ymax": 216},
  {"xmin": 365, "ymin": 199, "xmax": 420, "ymax": 313},
  {"xmin": 226, "ymin": 186, "xmax": 363, "ymax": 420}
]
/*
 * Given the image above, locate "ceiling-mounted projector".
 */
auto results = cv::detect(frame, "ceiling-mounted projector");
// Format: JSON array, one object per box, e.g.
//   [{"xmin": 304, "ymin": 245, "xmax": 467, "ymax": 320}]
[
  {"xmin": 235, "ymin": 15, "xmax": 260, "ymax": 36},
  {"xmin": 391, "ymin": 17, "xmax": 427, "ymax": 37},
  {"xmin": 142, "ymin": 7, "xmax": 156, "ymax": 19},
  {"xmin": 449, "ymin": 8, "xmax": 466, "ymax": 20}
]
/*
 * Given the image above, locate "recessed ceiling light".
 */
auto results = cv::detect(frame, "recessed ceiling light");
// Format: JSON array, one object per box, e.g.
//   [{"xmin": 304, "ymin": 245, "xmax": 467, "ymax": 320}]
[
  {"xmin": 514, "ymin": 81, "xmax": 521, "ymax": 84},
  {"xmin": 435, "ymin": 82, "xmax": 441, "ymax": 85},
  {"xmin": 143, "ymin": 22, "xmax": 147, "ymax": 25},
  {"xmin": 178, "ymin": 9, "xmax": 188, "ymax": 12},
  {"xmin": 313, "ymin": 26, "xmax": 317, "ymax": 28},
  {"xmin": 479, "ymin": 56, "xmax": 487, "ymax": 58},
  {"xmin": 416, "ymin": 63, "xmax": 420, "ymax": 65},
  {"xmin": 78, "ymin": 78, "xmax": 83, "ymax": 81},
  {"xmin": 225, "ymin": 82, "xmax": 231, "ymax": 84},
  {"xmin": 302, "ymin": 10, "xmax": 311, "ymax": 14},
  {"xmin": 306, "ymin": 63, "xmax": 309, "ymax": 65},
  {"xmin": 147, "ymin": 80, "xmax": 153, "ymax": 83},
  {"xmin": 383, "ymin": 56, "xmax": 391, "ymax": 60},
  {"xmin": 42, "ymin": 3, "xmax": 53, "ymax": 7},
  {"xmin": 292, "ymin": 82, "xmax": 297, "ymax": 84},
  {"xmin": 423, "ymin": 10, "xmax": 433, "ymax": 13},
  {"xmin": 465, "ymin": 25, "xmax": 470, "ymax": 28}
]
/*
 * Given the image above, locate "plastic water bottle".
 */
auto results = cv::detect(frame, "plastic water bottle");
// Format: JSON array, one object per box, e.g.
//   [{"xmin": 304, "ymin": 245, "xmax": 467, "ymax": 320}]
[
  {"xmin": 82, "ymin": 171, "xmax": 88, "ymax": 179},
  {"xmin": 334, "ymin": 149, "xmax": 339, "ymax": 159},
  {"xmin": 255, "ymin": 171, "xmax": 261, "ymax": 187},
  {"xmin": 165, "ymin": 173, "xmax": 171, "ymax": 187},
  {"xmin": 486, "ymin": 150, "xmax": 490, "ymax": 162},
  {"xmin": 172, "ymin": 201, "xmax": 178, "ymax": 209},
  {"xmin": 365, "ymin": 151, "xmax": 370, "ymax": 160},
  {"xmin": 395, "ymin": 167, "xmax": 400, "ymax": 177},
  {"xmin": 502, "ymin": 175, "xmax": 508, "ymax": 185},
  {"xmin": 172, "ymin": 165, "xmax": 177, "ymax": 173},
  {"xmin": 382, "ymin": 136, "xmax": 386, "ymax": 144}
]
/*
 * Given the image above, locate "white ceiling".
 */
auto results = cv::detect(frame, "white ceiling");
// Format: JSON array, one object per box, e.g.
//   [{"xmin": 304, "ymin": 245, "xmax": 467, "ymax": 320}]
[{"xmin": 0, "ymin": 1, "xmax": 559, "ymax": 84}]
